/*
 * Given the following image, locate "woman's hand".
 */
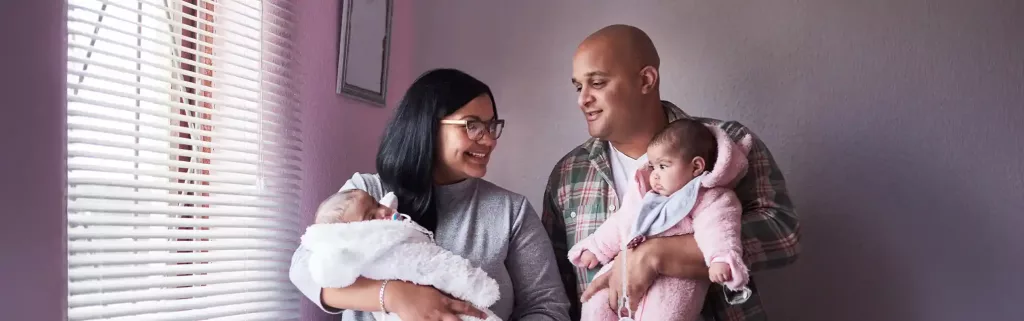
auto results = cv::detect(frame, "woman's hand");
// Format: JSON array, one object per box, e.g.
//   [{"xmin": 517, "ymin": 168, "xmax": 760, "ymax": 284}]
[{"xmin": 385, "ymin": 281, "xmax": 487, "ymax": 321}]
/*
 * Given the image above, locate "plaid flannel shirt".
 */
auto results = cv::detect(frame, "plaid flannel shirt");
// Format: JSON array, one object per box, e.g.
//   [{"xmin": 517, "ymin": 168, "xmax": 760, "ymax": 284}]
[{"xmin": 540, "ymin": 101, "xmax": 801, "ymax": 321}]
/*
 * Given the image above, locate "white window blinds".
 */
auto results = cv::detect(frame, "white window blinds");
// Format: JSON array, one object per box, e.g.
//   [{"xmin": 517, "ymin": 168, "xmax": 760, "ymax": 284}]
[{"xmin": 65, "ymin": 0, "xmax": 301, "ymax": 320}]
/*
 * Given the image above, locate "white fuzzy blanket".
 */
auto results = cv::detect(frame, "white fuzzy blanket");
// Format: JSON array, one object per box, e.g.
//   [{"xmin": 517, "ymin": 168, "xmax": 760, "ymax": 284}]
[{"xmin": 301, "ymin": 219, "xmax": 502, "ymax": 321}]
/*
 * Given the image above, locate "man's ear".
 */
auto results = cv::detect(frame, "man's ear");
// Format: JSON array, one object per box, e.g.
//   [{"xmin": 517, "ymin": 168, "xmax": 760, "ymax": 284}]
[
  {"xmin": 691, "ymin": 156, "xmax": 706, "ymax": 176},
  {"xmin": 639, "ymin": 66, "xmax": 659, "ymax": 94}
]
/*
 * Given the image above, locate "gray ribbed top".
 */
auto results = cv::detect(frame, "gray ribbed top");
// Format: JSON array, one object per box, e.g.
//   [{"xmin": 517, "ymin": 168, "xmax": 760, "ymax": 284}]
[{"xmin": 288, "ymin": 173, "xmax": 571, "ymax": 321}]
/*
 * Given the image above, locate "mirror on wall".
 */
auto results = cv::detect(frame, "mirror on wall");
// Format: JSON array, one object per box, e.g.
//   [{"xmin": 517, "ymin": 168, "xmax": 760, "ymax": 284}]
[{"xmin": 335, "ymin": 0, "xmax": 392, "ymax": 106}]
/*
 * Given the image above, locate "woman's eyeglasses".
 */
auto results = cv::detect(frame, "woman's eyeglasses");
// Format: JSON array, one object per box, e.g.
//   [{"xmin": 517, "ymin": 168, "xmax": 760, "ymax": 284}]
[{"xmin": 440, "ymin": 119, "xmax": 505, "ymax": 140}]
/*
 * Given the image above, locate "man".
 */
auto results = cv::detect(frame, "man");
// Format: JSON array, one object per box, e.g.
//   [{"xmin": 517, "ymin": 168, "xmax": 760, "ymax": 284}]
[{"xmin": 541, "ymin": 24, "xmax": 801, "ymax": 321}]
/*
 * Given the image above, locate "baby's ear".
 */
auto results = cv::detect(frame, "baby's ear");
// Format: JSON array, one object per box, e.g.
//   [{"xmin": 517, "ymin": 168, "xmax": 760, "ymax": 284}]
[{"xmin": 379, "ymin": 192, "xmax": 398, "ymax": 210}]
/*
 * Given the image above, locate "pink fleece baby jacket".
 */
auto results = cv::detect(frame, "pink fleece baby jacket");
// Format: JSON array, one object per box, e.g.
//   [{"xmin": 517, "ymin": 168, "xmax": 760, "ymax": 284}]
[{"xmin": 568, "ymin": 124, "xmax": 753, "ymax": 321}]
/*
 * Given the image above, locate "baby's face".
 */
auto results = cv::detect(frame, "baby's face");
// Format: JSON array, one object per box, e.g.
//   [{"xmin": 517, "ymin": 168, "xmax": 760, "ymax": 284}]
[
  {"xmin": 646, "ymin": 143, "xmax": 698, "ymax": 196},
  {"xmin": 337, "ymin": 190, "xmax": 396, "ymax": 223}
]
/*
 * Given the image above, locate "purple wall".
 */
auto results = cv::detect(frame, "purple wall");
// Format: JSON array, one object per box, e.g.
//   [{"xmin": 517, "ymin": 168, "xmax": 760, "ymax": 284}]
[
  {"xmin": 295, "ymin": 0, "xmax": 415, "ymax": 320},
  {"xmin": 411, "ymin": 1, "xmax": 1024, "ymax": 320},
  {"xmin": 0, "ymin": 0, "xmax": 68, "ymax": 320}
]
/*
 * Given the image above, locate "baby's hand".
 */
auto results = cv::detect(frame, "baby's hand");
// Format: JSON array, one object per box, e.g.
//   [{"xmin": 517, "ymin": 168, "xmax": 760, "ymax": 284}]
[
  {"xmin": 577, "ymin": 250, "xmax": 600, "ymax": 269},
  {"xmin": 709, "ymin": 262, "xmax": 732, "ymax": 284}
]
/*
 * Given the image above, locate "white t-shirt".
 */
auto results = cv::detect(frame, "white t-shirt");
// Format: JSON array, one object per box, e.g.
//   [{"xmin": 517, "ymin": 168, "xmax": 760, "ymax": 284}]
[{"xmin": 607, "ymin": 143, "xmax": 648, "ymax": 204}]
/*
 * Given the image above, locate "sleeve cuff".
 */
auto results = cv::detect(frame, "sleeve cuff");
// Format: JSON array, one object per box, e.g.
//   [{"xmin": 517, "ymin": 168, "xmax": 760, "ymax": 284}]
[
  {"xmin": 567, "ymin": 238, "xmax": 611, "ymax": 266},
  {"xmin": 708, "ymin": 250, "xmax": 750, "ymax": 291},
  {"xmin": 290, "ymin": 246, "xmax": 345, "ymax": 314}
]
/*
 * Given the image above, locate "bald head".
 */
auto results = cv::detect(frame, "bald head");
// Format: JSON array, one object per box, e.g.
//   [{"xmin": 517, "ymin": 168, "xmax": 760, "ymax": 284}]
[
  {"xmin": 577, "ymin": 24, "xmax": 660, "ymax": 72},
  {"xmin": 571, "ymin": 24, "xmax": 665, "ymax": 146}
]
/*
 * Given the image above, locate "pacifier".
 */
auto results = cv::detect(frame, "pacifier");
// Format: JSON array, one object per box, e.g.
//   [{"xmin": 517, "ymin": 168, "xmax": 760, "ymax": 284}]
[
  {"xmin": 723, "ymin": 285, "xmax": 753, "ymax": 305},
  {"xmin": 381, "ymin": 192, "xmax": 409, "ymax": 221},
  {"xmin": 390, "ymin": 213, "xmax": 412, "ymax": 221}
]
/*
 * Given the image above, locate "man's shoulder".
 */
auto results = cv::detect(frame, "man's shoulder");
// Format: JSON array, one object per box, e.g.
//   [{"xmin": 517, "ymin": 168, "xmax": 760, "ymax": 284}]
[
  {"xmin": 552, "ymin": 142, "xmax": 592, "ymax": 167},
  {"xmin": 692, "ymin": 116, "xmax": 760, "ymax": 143},
  {"xmin": 665, "ymin": 101, "xmax": 757, "ymax": 139},
  {"xmin": 545, "ymin": 139, "xmax": 597, "ymax": 183}
]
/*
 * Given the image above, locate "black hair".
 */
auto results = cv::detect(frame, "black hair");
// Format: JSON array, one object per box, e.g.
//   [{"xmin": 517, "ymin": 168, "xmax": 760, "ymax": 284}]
[
  {"xmin": 650, "ymin": 118, "xmax": 718, "ymax": 171},
  {"xmin": 375, "ymin": 68, "xmax": 497, "ymax": 232}
]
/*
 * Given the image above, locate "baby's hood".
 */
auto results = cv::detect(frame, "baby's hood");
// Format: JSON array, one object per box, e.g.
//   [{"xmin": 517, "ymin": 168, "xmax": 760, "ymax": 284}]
[{"xmin": 700, "ymin": 124, "xmax": 753, "ymax": 189}]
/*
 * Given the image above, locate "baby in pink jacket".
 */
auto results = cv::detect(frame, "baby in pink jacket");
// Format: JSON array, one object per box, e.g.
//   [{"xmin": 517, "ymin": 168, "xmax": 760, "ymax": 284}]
[{"xmin": 568, "ymin": 118, "xmax": 753, "ymax": 321}]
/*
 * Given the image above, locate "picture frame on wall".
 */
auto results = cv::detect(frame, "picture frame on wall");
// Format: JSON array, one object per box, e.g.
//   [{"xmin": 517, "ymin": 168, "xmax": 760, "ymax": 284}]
[{"xmin": 336, "ymin": 0, "xmax": 393, "ymax": 106}]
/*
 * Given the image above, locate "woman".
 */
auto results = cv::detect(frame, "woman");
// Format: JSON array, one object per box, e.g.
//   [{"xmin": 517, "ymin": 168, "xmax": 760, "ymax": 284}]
[{"xmin": 289, "ymin": 68, "xmax": 571, "ymax": 321}]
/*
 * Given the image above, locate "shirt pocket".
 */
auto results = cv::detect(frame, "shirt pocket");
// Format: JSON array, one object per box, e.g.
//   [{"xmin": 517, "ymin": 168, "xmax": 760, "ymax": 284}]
[
  {"xmin": 564, "ymin": 201, "xmax": 611, "ymax": 242},
  {"xmin": 558, "ymin": 182, "xmax": 615, "ymax": 240}
]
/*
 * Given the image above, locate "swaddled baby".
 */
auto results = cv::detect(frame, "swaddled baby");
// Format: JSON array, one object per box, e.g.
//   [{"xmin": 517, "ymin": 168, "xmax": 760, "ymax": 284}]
[{"xmin": 300, "ymin": 189, "xmax": 502, "ymax": 321}]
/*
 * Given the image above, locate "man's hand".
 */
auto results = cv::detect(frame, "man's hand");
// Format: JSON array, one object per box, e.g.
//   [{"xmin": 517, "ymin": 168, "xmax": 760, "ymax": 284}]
[
  {"xmin": 580, "ymin": 248, "xmax": 657, "ymax": 312},
  {"xmin": 641, "ymin": 235, "xmax": 711, "ymax": 280}
]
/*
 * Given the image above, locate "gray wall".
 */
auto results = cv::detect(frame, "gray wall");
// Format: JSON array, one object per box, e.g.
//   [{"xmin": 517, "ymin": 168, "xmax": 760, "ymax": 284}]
[{"xmin": 410, "ymin": 1, "xmax": 1024, "ymax": 320}]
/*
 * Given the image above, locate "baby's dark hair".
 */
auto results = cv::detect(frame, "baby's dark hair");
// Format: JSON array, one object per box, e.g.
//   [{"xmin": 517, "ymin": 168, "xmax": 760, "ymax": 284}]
[{"xmin": 649, "ymin": 119, "xmax": 718, "ymax": 171}]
